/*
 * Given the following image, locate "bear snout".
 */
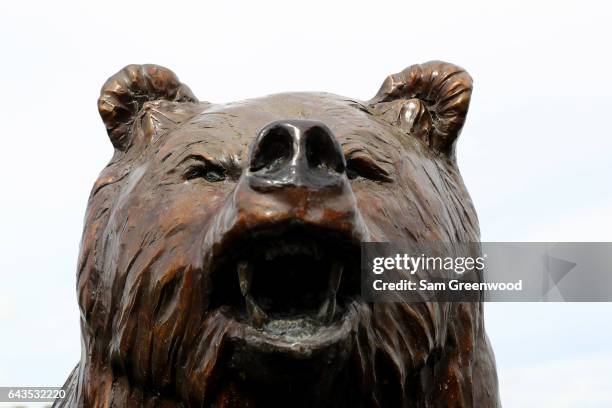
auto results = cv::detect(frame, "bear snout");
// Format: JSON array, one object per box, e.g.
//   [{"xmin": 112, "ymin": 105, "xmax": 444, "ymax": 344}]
[{"xmin": 247, "ymin": 119, "xmax": 347, "ymax": 192}]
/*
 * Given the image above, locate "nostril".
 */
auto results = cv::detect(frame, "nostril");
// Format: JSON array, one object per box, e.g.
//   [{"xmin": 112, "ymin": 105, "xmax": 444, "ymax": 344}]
[
  {"xmin": 305, "ymin": 126, "xmax": 345, "ymax": 173},
  {"xmin": 250, "ymin": 126, "xmax": 294, "ymax": 173},
  {"xmin": 248, "ymin": 120, "xmax": 347, "ymax": 190}
]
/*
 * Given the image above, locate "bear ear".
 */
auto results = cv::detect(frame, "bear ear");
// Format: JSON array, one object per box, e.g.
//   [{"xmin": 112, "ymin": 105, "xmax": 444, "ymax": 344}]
[
  {"xmin": 98, "ymin": 64, "xmax": 198, "ymax": 151},
  {"xmin": 368, "ymin": 61, "xmax": 472, "ymax": 158}
]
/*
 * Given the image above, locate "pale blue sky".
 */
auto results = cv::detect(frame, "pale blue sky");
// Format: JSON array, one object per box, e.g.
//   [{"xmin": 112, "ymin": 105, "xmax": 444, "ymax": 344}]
[{"xmin": 1, "ymin": 1, "xmax": 611, "ymax": 406}]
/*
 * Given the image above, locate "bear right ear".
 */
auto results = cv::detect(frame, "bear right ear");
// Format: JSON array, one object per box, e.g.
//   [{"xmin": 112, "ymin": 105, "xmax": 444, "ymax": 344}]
[
  {"xmin": 368, "ymin": 61, "xmax": 472, "ymax": 159},
  {"xmin": 98, "ymin": 64, "xmax": 198, "ymax": 151}
]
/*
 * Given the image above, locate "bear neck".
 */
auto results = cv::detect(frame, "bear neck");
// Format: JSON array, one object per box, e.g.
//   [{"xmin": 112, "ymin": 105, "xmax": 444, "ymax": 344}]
[{"xmin": 61, "ymin": 346, "xmax": 497, "ymax": 408}]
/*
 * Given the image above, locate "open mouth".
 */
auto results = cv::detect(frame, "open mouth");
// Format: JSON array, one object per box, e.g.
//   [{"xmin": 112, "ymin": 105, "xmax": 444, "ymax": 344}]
[{"xmin": 209, "ymin": 224, "xmax": 361, "ymax": 342}]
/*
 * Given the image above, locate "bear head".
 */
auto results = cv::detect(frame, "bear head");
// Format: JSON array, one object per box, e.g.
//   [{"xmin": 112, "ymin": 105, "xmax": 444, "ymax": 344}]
[{"xmin": 63, "ymin": 62, "xmax": 499, "ymax": 408}]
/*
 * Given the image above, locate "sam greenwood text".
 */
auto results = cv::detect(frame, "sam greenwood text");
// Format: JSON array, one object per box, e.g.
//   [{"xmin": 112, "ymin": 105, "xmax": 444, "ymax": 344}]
[{"xmin": 372, "ymin": 279, "xmax": 523, "ymax": 291}]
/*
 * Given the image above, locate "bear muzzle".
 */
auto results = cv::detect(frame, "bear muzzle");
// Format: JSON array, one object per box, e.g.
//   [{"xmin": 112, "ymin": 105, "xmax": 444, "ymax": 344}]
[{"xmin": 200, "ymin": 119, "xmax": 370, "ymax": 355}]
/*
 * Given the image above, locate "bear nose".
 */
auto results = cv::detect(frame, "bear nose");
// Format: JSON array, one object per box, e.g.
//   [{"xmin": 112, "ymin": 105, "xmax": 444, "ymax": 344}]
[{"xmin": 247, "ymin": 119, "xmax": 346, "ymax": 190}]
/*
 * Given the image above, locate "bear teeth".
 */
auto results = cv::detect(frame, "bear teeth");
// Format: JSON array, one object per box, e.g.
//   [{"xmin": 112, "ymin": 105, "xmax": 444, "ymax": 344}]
[
  {"xmin": 239, "ymin": 261, "xmax": 267, "ymax": 327},
  {"xmin": 317, "ymin": 262, "xmax": 343, "ymax": 323},
  {"xmin": 238, "ymin": 261, "xmax": 252, "ymax": 296},
  {"xmin": 245, "ymin": 294, "xmax": 267, "ymax": 327},
  {"xmin": 329, "ymin": 260, "xmax": 343, "ymax": 293},
  {"xmin": 264, "ymin": 242, "xmax": 319, "ymax": 261}
]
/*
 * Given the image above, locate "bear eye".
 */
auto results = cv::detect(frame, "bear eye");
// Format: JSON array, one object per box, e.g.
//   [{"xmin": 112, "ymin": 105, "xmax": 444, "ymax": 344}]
[
  {"xmin": 184, "ymin": 160, "xmax": 227, "ymax": 183},
  {"xmin": 346, "ymin": 156, "xmax": 392, "ymax": 182}
]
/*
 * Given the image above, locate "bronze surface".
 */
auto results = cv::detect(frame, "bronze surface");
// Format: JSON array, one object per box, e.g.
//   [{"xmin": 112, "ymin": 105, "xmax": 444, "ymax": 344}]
[{"xmin": 55, "ymin": 61, "xmax": 500, "ymax": 407}]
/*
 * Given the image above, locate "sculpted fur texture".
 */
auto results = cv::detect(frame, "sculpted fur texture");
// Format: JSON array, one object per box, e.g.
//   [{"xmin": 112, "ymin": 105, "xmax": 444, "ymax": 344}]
[{"xmin": 56, "ymin": 62, "xmax": 500, "ymax": 407}]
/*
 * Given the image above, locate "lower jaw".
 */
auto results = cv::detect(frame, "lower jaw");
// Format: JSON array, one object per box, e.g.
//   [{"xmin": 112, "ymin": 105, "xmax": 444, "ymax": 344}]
[
  {"xmin": 215, "ymin": 307, "xmax": 360, "ymax": 404},
  {"xmin": 222, "ymin": 300, "xmax": 362, "ymax": 357}
]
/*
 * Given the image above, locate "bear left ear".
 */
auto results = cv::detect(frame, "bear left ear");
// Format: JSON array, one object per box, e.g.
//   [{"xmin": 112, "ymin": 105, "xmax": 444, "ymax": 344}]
[
  {"xmin": 368, "ymin": 61, "xmax": 472, "ymax": 158},
  {"xmin": 98, "ymin": 64, "xmax": 198, "ymax": 151}
]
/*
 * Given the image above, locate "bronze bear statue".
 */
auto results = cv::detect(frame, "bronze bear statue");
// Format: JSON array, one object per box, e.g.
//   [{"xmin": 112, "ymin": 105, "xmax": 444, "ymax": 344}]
[{"xmin": 56, "ymin": 61, "xmax": 500, "ymax": 407}]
